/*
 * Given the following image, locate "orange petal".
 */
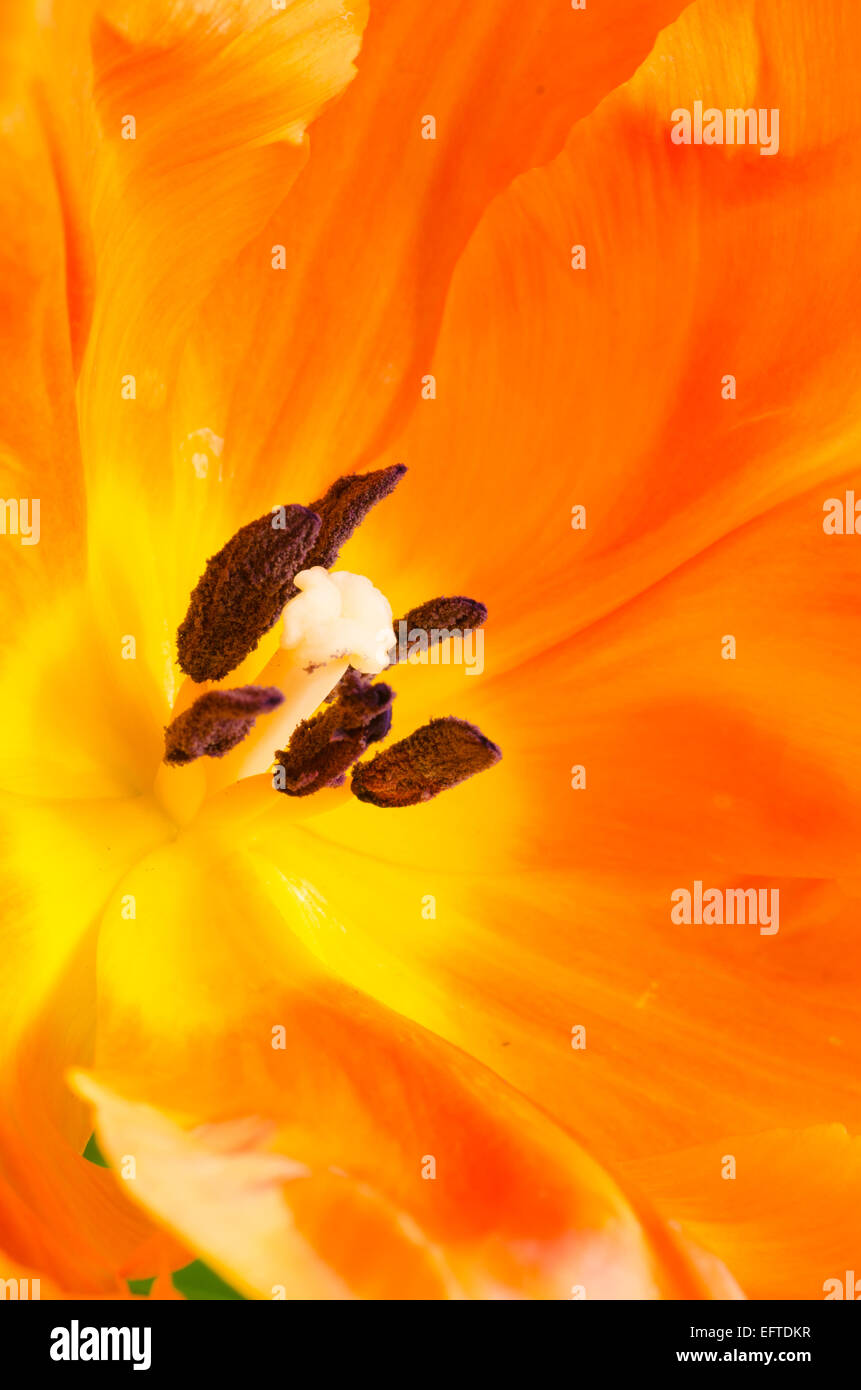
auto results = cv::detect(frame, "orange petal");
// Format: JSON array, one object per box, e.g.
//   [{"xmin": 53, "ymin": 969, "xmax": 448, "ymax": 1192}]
[
  {"xmin": 86, "ymin": 0, "xmax": 367, "ymax": 392},
  {"xmin": 73, "ymin": 1058, "xmax": 736, "ymax": 1301},
  {"xmin": 0, "ymin": 2, "xmax": 92, "ymax": 629},
  {"xmin": 0, "ymin": 1119, "xmax": 165, "ymax": 1294},
  {"xmin": 624, "ymin": 1126, "xmax": 861, "ymax": 1300},
  {"xmin": 0, "ymin": 789, "xmax": 180, "ymax": 1292},
  {"xmin": 186, "ymin": 0, "xmax": 689, "ymax": 517},
  {"xmin": 246, "ymin": 822, "xmax": 861, "ymax": 1159},
  {"xmin": 377, "ymin": 0, "xmax": 861, "ymax": 672},
  {"xmin": 78, "ymin": 0, "xmax": 368, "ymax": 656},
  {"xmin": 83, "ymin": 837, "xmax": 737, "ymax": 1298},
  {"xmin": 464, "ymin": 493, "xmax": 861, "ymax": 884}
]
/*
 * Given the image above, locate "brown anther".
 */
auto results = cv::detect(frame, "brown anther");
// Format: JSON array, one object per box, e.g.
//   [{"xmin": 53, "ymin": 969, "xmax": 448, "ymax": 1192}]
[
  {"xmin": 305, "ymin": 464, "xmax": 406, "ymax": 570},
  {"xmin": 176, "ymin": 505, "xmax": 321, "ymax": 682},
  {"xmin": 389, "ymin": 596, "xmax": 487, "ymax": 662},
  {"xmin": 274, "ymin": 670, "xmax": 394, "ymax": 796},
  {"xmin": 164, "ymin": 686, "xmax": 284, "ymax": 765},
  {"xmin": 351, "ymin": 717, "xmax": 501, "ymax": 807}
]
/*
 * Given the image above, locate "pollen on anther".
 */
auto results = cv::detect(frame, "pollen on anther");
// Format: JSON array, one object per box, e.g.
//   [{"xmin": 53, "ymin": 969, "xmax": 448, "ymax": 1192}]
[
  {"xmin": 305, "ymin": 464, "xmax": 406, "ymax": 571},
  {"xmin": 388, "ymin": 595, "xmax": 487, "ymax": 662},
  {"xmin": 274, "ymin": 671, "xmax": 394, "ymax": 796},
  {"xmin": 164, "ymin": 686, "xmax": 284, "ymax": 765},
  {"xmin": 176, "ymin": 505, "xmax": 321, "ymax": 682},
  {"xmin": 351, "ymin": 717, "xmax": 501, "ymax": 807}
]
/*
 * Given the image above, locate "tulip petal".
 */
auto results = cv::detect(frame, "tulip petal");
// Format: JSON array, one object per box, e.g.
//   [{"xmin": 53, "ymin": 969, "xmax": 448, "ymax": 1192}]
[
  {"xmin": 242, "ymin": 836, "xmax": 861, "ymax": 1298},
  {"xmin": 83, "ymin": 835, "xmax": 737, "ymax": 1298},
  {"xmin": 0, "ymin": 3, "xmax": 93, "ymax": 630},
  {"xmin": 624, "ymin": 1126, "xmax": 861, "ymax": 1301},
  {"xmin": 78, "ymin": 0, "xmax": 369, "ymax": 666},
  {"xmin": 182, "ymin": 0, "xmax": 689, "ymax": 517},
  {"xmin": 0, "ymin": 791, "xmax": 172, "ymax": 1074},
  {"xmin": 248, "ymin": 826, "xmax": 861, "ymax": 1157},
  {"xmin": 379, "ymin": 0, "xmax": 861, "ymax": 674},
  {"xmin": 0, "ymin": 786, "xmax": 180, "ymax": 1291},
  {"xmin": 0, "ymin": 1117, "xmax": 179, "ymax": 1294}
]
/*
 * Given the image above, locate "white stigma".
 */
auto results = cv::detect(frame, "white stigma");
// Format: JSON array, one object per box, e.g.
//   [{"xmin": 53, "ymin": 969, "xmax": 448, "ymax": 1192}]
[{"xmin": 281, "ymin": 566, "xmax": 395, "ymax": 676}]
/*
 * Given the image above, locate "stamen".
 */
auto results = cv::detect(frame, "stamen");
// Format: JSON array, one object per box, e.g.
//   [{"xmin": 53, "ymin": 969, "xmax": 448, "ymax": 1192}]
[
  {"xmin": 274, "ymin": 671, "xmax": 394, "ymax": 796},
  {"xmin": 388, "ymin": 596, "xmax": 487, "ymax": 662},
  {"xmin": 164, "ymin": 687, "xmax": 284, "ymax": 765},
  {"xmin": 210, "ymin": 568, "xmax": 395, "ymax": 786},
  {"xmin": 351, "ymin": 717, "xmax": 501, "ymax": 807},
  {"xmin": 305, "ymin": 464, "xmax": 406, "ymax": 570},
  {"xmin": 176, "ymin": 505, "xmax": 321, "ymax": 682}
]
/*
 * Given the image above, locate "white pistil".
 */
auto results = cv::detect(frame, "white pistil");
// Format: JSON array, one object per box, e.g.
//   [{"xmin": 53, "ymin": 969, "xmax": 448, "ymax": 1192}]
[
  {"xmin": 281, "ymin": 567, "xmax": 395, "ymax": 675},
  {"xmin": 209, "ymin": 567, "xmax": 395, "ymax": 787}
]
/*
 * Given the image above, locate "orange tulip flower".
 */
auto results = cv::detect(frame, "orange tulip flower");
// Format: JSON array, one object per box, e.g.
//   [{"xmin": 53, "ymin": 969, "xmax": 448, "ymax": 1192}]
[{"xmin": 2, "ymin": 0, "xmax": 860, "ymax": 1300}]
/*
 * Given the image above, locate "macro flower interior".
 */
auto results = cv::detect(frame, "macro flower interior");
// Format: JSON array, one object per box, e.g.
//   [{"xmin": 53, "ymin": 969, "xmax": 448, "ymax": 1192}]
[{"xmin": 2, "ymin": 0, "xmax": 861, "ymax": 1313}]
